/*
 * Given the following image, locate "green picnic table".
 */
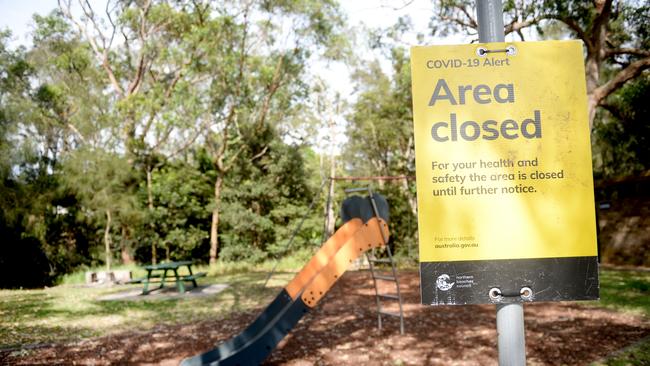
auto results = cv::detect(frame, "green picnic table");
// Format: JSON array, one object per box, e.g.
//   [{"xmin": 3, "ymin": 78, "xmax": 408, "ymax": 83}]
[{"xmin": 136, "ymin": 261, "xmax": 206, "ymax": 295}]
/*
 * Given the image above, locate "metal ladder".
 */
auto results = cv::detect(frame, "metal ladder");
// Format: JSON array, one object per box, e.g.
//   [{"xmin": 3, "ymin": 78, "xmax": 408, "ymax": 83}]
[{"xmin": 345, "ymin": 187, "xmax": 405, "ymax": 335}]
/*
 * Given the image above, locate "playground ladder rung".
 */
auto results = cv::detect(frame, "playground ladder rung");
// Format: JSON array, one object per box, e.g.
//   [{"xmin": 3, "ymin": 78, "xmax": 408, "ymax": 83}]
[
  {"xmin": 354, "ymin": 187, "xmax": 405, "ymax": 335},
  {"xmin": 373, "ymin": 274, "xmax": 397, "ymax": 281},
  {"xmin": 379, "ymin": 310, "xmax": 402, "ymax": 318},
  {"xmin": 369, "ymin": 258, "xmax": 392, "ymax": 264}
]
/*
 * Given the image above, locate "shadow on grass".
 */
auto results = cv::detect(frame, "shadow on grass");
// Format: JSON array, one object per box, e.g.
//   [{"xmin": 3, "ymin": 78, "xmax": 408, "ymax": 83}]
[
  {"xmin": 0, "ymin": 271, "xmax": 294, "ymax": 349},
  {"xmin": 597, "ymin": 269, "xmax": 650, "ymax": 317}
]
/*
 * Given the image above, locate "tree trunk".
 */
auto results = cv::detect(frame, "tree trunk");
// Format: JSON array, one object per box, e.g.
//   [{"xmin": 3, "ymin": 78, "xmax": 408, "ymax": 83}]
[
  {"xmin": 585, "ymin": 52, "xmax": 601, "ymax": 129},
  {"xmin": 325, "ymin": 157, "xmax": 336, "ymax": 237},
  {"xmin": 400, "ymin": 177, "xmax": 418, "ymax": 217},
  {"xmin": 325, "ymin": 114, "xmax": 337, "ymax": 237},
  {"xmin": 104, "ymin": 210, "xmax": 112, "ymax": 271},
  {"xmin": 146, "ymin": 167, "xmax": 157, "ymax": 264},
  {"xmin": 587, "ymin": 93, "xmax": 599, "ymax": 130},
  {"xmin": 209, "ymin": 174, "xmax": 224, "ymax": 264},
  {"xmin": 120, "ymin": 225, "xmax": 134, "ymax": 265}
]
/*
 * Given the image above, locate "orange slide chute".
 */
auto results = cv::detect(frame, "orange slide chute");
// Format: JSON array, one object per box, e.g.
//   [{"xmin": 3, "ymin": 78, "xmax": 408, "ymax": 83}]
[
  {"xmin": 301, "ymin": 217, "xmax": 389, "ymax": 307},
  {"xmin": 285, "ymin": 218, "xmax": 363, "ymax": 299}
]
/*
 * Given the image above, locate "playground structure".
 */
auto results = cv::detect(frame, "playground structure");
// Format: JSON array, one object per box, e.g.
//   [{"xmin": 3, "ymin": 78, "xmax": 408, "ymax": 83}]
[{"xmin": 182, "ymin": 192, "xmax": 399, "ymax": 366}]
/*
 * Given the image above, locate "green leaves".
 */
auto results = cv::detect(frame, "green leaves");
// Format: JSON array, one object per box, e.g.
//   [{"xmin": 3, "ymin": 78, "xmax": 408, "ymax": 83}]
[
  {"xmin": 593, "ymin": 75, "xmax": 650, "ymax": 178},
  {"xmin": 144, "ymin": 160, "xmax": 211, "ymax": 260},
  {"xmin": 1, "ymin": 0, "xmax": 354, "ymax": 284},
  {"xmin": 343, "ymin": 46, "xmax": 418, "ymax": 262}
]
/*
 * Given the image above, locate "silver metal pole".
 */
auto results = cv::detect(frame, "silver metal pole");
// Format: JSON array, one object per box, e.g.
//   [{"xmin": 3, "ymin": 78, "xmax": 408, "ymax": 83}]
[
  {"xmin": 476, "ymin": 0, "xmax": 505, "ymax": 43},
  {"xmin": 475, "ymin": 1, "xmax": 526, "ymax": 365},
  {"xmin": 496, "ymin": 302, "xmax": 526, "ymax": 365}
]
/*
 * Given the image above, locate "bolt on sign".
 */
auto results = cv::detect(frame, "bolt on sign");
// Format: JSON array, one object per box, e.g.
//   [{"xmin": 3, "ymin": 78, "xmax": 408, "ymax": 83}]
[{"xmin": 410, "ymin": 40, "xmax": 599, "ymax": 305}]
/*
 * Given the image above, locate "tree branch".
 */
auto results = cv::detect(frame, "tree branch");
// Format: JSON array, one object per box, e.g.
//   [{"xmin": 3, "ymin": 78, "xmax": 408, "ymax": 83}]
[
  {"xmin": 167, "ymin": 117, "xmax": 209, "ymax": 159},
  {"xmin": 256, "ymin": 55, "xmax": 285, "ymax": 130},
  {"xmin": 439, "ymin": 15, "xmax": 477, "ymax": 31},
  {"xmin": 250, "ymin": 145, "xmax": 269, "ymax": 161},
  {"xmin": 516, "ymin": 29, "xmax": 526, "ymax": 41},
  {"xmin": 152, "ymin": 124, "xmax": 175, "ymax": 153},
  {"xmin": 599, "ymin": 102, "xmax": 625, "ymax": 121},
  {"xmin": 224, "ymin": 143, "xmax": 246, "ymax": 172},
  {"xmin": 379, "ymin": 0, "xmax": 415, "ymax": 11},
  {"xmin": 140, "ymin": 108, "xmax": 157, "ymax": 140},
  {"xmin": 125, "ymin": 0, "xmax": 152, "ymax": 96},
  {"xmin": 58, "ymin": 0, "xmax": 125, "ymax": 97},
  {"xmin": 455, "ymin": 5, "xmax": 478, "ymax": 29},
  {"xmin": 593, "ymin": 56, "xmax": 650, "ymax": 105},
  {"xmin": 556, "ymin": 16, "xmax": 593, "ymax": 50},
  {"xmin": 591, "ymin": 0, "xmax": 613, "ymax": 43},
  {"xmin": 605, "ymin": 48, "xmax": 650, "ymax": 58},
  {"xmin": 505, "ymin": 18, "xmax": 540, "ymax": 35}
]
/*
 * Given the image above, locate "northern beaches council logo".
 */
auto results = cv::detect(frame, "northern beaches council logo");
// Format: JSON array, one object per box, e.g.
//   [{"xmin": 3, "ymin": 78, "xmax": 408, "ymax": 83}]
[{"xmin": 435, "ymin": 274, "xmax": 455, "ymax": 291}]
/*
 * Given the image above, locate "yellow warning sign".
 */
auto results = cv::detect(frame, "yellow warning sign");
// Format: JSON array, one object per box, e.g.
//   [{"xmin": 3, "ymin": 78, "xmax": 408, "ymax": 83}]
[{"xmin": 411, "ymin": 40, "xmax": 597, "ymax": 262}]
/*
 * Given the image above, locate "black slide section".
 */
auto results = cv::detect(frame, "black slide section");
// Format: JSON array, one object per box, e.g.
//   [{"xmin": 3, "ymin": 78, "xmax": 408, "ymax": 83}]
[
  {"xmin": 181, "ymin": 295, "xmax": 310, "ymax": 366},
  {"xmin": 181, "ymin": 289, "xmax": 293, "ymax": 366},
  {"xmin": 340, "ymin": 193, "xmax": 389, "ymax": 224}
]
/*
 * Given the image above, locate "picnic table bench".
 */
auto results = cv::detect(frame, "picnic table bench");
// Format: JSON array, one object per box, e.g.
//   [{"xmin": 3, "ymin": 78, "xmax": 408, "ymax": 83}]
[{"xmin": 129, "ymin": 261, "xmax": 206, "ymax": 295}]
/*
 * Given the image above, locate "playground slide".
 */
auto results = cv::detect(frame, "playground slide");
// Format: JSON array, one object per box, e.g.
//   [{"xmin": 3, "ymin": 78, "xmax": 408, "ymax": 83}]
[
  {"xmin": 181, "ymin": 199, "xmax": 389, "ymax": 366},
  {"xmin": 180, "ymin": 217, "xmax": 364, "ymax": 366}
]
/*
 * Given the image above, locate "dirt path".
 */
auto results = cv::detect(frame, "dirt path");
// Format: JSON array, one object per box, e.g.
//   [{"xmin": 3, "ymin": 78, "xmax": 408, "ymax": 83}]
[{"xmin": 2, "ymin": 271, "xmax": 648, "ymax": 365}]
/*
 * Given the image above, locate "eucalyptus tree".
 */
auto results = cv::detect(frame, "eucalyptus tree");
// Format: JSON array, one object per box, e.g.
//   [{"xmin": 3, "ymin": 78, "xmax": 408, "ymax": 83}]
[
  {"xmin": 0, "ymin": 30, "xmax": 28, "ymax": 178},
  {"xmin": 1, "ymin": 19, "xmax": 92, "ymax": 242},
  {"xmin": 62, "ymin": 149, "xmax": 139, "ymax": 270},
  {"xmin": 58, "ymin": 0, "xmax": 215, "ymax": 263},
  {"xmin": 147, "ymin": 155, "xmax": 212, "ymax": 261},
  {"xmin": 304, "ymin": 78, "xmax": 345, "ymax": 237},
  {"xmin": 343, "ymin": 48, "xmax": 419, "ymax": 258},
  {"xmin": 344, "ymin": 16, "xmax": 417, "ymax": 216},
  {"xmin": 0, "ymin": 28, "xmax": 97, "ymax": 283},
  {"xmin": 22, "ymin": 12, "xmax": 142, "ymax": 269},
  {"xmin": 199, "ymin": 0, "xmax": 348, "ymax": 263},
  {"xmin": 0, "ymin": 31, "xmax": 31, "ymax": 246},
  {"xmin": 429, "ymin": 0, "xmax": 650, "ymax": 129},
  {"xmin": 593, "ymin": 74, "xmax": 650, "ymax": 177}
]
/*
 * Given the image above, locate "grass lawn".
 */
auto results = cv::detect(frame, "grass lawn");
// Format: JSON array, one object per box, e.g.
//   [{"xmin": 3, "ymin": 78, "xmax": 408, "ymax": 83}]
[
  {"xmin": 0, "ymin": 265, "xmax": 294, "ymax": 349},
  {"xmin": 589, "ymin": 268, "xmax": 650, "ymax": 366},
  {"xmin": 594, "ymin": 268, "xmax": 650, "ymax": 318},
  {"xmin": 0, "ymin": 265, "xmax": 648, "ymax": 364},
  {"xmin": 592, "ymin": 339, "xmax": 650, "ymax": 366}
]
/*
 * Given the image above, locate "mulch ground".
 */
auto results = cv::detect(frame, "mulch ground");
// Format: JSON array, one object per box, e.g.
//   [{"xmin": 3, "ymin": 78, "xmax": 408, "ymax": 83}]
[{"xmin": 2, "ymin": 270, "xmax": 649, "ymax": 365}]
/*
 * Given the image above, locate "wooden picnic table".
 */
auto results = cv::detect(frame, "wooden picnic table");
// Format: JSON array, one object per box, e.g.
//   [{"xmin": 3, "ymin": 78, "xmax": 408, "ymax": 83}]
[{"xmin": 138, "ymin": 260, "xmax": 206, "ymax": 295}]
